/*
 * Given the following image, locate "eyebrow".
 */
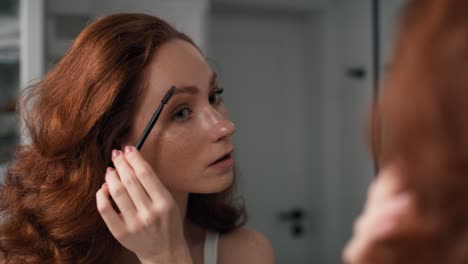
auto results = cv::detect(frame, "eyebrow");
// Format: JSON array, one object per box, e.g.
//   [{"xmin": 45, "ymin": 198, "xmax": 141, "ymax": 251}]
[{"xmin": 172, "ymin": 72, "xmax": 218, "ymax": 95}]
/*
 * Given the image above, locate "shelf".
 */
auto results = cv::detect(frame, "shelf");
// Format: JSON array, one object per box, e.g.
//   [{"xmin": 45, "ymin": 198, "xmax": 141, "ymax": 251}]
[
  {"xmin": 0, "ymin": 130, "xmax": 17, "ymax": 165},
  {"xmin": 0, "ymin": 0, "xmax": 18, "ymax": 17},
  {"xmin": 0, "ymin": 112, "xmax": 18, "ymax": 137},
  {"xmin": 0, "ymin": 16, "xmax": 19, "ymax": 64},
  {"xmin": 0, "ymin": 16, "xmax": 18, "ymax": 36},
  {"xmin": 0, "ymin": 10, "xmax": 19, "ymax": 167},
  {"xmin": 0, "ymin": 46, "xmax": 19, "ymax": 64}
]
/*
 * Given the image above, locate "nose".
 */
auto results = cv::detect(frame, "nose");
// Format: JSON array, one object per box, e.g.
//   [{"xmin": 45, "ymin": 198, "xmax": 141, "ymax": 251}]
[
  {"xmin": 211, "ymin": 119, "xmax": 236, "ymax": 142},
  {"xmin": 202, "ymin": 108, "xmax": 236, "ymax": 142}
]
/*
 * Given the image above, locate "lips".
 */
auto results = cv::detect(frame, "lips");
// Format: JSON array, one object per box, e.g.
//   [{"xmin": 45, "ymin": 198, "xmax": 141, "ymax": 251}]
[
  {"xmin": 209, "ymin": 148, "xmax": 234, "ymax": 167},
  {"xmin": 212, "ymin": 153, "xmax": 231, "ymax": 164}
]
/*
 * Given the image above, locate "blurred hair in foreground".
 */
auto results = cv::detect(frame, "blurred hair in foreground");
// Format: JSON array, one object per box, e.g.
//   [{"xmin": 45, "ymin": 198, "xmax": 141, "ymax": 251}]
[{"xmin": 369, "ymin": 0, "xmax": 468, "ymax": 263}]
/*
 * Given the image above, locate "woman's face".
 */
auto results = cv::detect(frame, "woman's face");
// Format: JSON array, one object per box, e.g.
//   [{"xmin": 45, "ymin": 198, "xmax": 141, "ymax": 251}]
[{"xmin": 124, "ymin": 39, "xmax": 235, "ymax": 194}]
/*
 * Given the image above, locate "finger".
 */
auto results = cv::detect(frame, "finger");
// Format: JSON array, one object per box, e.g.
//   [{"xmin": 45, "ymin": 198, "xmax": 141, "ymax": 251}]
[
  {"xmin": 345, "ymin": 173, "xmax": 411, "ymax": 264},
  {"xmin": 355, "ymin": 208, "xmax": 398, "ymax": 241},
  {"xmin": 112, "ymin": 149, "xmax": 152, "ymax": 212},
  {"xmin": 122, "ymin": 146, "xmax": 171, "ymax": 201},
  {"xmin": 105, "ymin": 166, "xmax": 137, "ymax": 217},
  {"xmin": 345, "ymin": 210, "xmax": 382, "ymax": 263},
  {"xmin": 367, "ymin": 166, "xmax": 404, "ymax": 211},
  {"xmin": 345, "ymin": 214, "xmax": 390, "ymax": 264},
  {"xmin": 359, "ymin": 191, "xmax": 411, "ymax": 233},
  {"xmin": 345, "ymin": 215, "xmax": 398, "ymax": 264},
  {"xmin": 96, "ymin": 183, "xmax": 125, "ymax": 237},
  {"xmin": 343, "ymin": 232, "xmax": 370, "ymax": 264},
  {"xmin": 377, "ymin": 165, "xmax": 404, "ymax": 197}
]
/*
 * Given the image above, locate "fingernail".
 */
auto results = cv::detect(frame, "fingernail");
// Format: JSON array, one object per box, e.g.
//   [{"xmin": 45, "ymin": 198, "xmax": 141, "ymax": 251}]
[
  {"xmin": 112, "ymin": 149, "xmax": 120, "ymax": 159},
  {"xmin": 106, "ymin": 167, "xmax": 114, "ymax": 173},
  {"xmin": 124, "ymin": 146, "xmax": 133, "ymax": 154}
]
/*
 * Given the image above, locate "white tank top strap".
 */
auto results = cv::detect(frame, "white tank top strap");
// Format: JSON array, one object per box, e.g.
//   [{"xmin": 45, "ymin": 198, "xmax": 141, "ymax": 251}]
[{"xmin": 203, "ymin": 230, "xmax": 219, "ymax": 264}]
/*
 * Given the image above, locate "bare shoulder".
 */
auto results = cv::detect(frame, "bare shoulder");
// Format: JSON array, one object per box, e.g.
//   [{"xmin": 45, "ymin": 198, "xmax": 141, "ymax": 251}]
[{"xmin": 218, "ymin": 227, "xmax": 275, "ymax": 264}]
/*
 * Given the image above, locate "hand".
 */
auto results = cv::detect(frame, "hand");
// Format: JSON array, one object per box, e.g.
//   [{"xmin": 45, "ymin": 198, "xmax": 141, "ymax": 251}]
[
  {"xmin": 96, "ymin": 146, "xmax": 192, "ymax": 264},
  {"xmin": 343, "ymin": 166, "xmax": 414, "ymax": 264}
]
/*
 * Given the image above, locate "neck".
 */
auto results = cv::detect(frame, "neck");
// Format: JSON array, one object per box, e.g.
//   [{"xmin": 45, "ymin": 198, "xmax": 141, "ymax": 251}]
[
  {"xmin": 171, "ymin": 191, "xmax": 189, "ymax": 223},
  {"xmin": 171, "ymin": 191, "xmax": 205, "ymax": 246}
]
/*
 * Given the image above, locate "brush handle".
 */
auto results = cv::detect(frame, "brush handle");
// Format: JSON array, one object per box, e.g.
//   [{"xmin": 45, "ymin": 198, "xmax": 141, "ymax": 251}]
[{"xmin": 135, "ymin": 86, "xmax": 176, "ymax": 150}]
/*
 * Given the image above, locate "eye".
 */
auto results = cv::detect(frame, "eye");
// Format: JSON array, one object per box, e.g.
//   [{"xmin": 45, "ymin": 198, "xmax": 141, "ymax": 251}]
[
  {"xmin": 172, "ymin": 107, "xmax": 192, "ymax": 121},
  {"xmin": 209, "ymin": 88, "xmax": 224, "ymax": 105}
]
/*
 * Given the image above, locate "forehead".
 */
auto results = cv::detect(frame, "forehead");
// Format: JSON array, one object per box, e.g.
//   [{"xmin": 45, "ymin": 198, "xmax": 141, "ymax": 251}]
[{"xmin": 142, "ymin": 39, "xmax": 212, "ymax": 99}]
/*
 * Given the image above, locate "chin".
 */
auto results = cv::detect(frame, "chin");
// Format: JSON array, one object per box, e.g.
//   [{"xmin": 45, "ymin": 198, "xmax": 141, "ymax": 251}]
[{"xmin": 192, "ymin": 169, "xmax": 234, "ymax": 194}]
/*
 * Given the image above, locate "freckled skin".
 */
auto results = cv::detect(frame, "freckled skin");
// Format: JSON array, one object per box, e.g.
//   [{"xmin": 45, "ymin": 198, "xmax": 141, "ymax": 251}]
[{"xmin": 124, "ymin": 39, "xmax": 235, "ymax": 195}]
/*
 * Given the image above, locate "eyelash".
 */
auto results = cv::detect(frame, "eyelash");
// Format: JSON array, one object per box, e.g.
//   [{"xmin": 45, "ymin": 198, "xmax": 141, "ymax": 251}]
[
  {"xmin": 171, "ymin": 88, "xmax": 225, "ymax": 121},
  {"xmin": 209, "ymin": 87, "xmax": 224, "ymax": 105}
]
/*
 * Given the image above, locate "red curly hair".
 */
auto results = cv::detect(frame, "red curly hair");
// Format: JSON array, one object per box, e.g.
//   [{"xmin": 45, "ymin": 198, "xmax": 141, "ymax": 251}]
[
  {"xmin": 369, "ymin": 0, "xmax": 468, "ymax": 263},
  {"xmin": 0, "ymin": 13, "xmax": 245, "ymax": 263}
]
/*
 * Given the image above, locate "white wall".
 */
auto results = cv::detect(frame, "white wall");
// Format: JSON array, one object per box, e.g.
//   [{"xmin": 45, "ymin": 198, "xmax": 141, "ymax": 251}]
[
  {"xmin": 379, "ymin": 0, "xmax": 407, "ymax": 84},
  {"xmin": 18, "ymin": 0, "xmax": 45, "ymax": 145},
  {"xmin": 93, "ymin": 0, "xmax": 209, "ymax": 52},
  {"xmin": 19, "ymin": 0, "xmax": 45, "ymax": 97},
  {"xmin": 212, "ymin": 0, "xmax": 325, "ymax": 10},
  {"xmin": 45, "ymin": 0, "xmax": 209, "ymax": 61}
]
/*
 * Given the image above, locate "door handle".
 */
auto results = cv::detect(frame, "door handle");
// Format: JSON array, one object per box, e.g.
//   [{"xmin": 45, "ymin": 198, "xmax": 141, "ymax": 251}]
[
  {"xmin": 278, "ymin": 207, "xmax": 306, "ymax": 221},
  {"xmin": 347, "ymin": 66, "xmax": 367, "ymax": 80},
  {"xmin": 278, "ymin": 207, "xmax": 307, "ymax": 238}
]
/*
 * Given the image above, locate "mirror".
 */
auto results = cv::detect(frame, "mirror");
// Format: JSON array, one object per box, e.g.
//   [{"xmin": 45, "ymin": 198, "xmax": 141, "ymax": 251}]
[{"xmin": 0, "ymin": 0, "xmax": 407, "ymax": 263}]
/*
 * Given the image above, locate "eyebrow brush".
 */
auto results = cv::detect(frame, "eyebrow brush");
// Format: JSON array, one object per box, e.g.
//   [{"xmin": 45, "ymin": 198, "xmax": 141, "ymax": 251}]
[{"xmin": 135, "ymin": 85, "xmax": 176, "ymax": 150}]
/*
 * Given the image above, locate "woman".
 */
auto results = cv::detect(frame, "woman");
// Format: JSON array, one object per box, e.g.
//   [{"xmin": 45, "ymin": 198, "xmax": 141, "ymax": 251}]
[
  {"xmin": 0, "ymin": 14, "xmax": 275, "ymax": 264},
  {"xmin": 344, "ymin": 0, "xmax": 468, "ymax": 263}
]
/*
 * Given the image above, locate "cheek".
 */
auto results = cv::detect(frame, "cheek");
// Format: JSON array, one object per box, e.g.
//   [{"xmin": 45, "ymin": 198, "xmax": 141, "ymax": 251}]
[
  {"xmin": 159, "ymin": 124, "xmax": 200, "ymax": 153},
  {"xmin": 144, "ymin": 126, "xmax": 205, "ymax": 188}
]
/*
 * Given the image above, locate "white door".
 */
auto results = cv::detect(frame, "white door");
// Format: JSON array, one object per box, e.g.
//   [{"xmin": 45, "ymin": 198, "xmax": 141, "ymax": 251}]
[{"xmin": 211, "ymin": 9, "xmax": 323, "ymax": 264}]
